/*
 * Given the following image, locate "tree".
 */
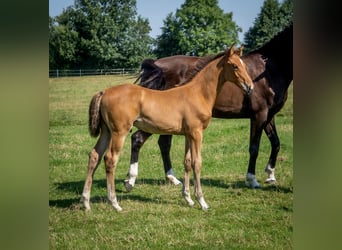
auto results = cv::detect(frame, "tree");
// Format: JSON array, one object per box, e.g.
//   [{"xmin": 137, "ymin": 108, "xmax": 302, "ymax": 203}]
[
  {"xmin": 49, "ymin": 0, "xmax": 153, "ymax": 69},
  {"xmin": 49, "ymin": 10, "xmax": 78, "ymax": 69},
  {"xmin": 243, "ymin": 0, "xmax": 293, "ymax": 53},
  {"xmin": 154, "ymin": 0, "xmax": 241, "ymax": 58}
]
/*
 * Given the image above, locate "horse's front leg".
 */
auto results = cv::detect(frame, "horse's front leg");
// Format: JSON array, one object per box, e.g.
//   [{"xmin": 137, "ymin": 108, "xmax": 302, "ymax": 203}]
[
  {"xmin": 158, "ymin": 135, "xmax": 182, "ymax": 185},
  {"xmin": 182, "ymin": 138, "xmax": 195, "ymax": 207},
  {"xmin": 263, "ymin": 117, "xmax": 279, "ymax": 184},
  {"xmin": 105, "ymin": 131, "xmax": 127, "ymax": 211},
  {"xmin": 124, "ymin": 130, "xmax": 152, "ymax": 192},
  {"xmin": 81, "ymin": 128, "xmax": 110, "ymax": 210},
  {"xmin": 190, "ymin": 131, "xmax": 209, "ymax": 210},
  {"xmin": 245, "ymin": 117, "xmax": 264, "ymax": 188}
]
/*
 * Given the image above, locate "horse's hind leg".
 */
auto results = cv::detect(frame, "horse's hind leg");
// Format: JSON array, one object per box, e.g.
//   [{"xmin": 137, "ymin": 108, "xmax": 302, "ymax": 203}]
[
  {"xmin": 81, "ymin": 128, "xmax": 110, "ymax": 210},
  {"xmin": 158, "ymin": 135, "xmax": 182, "ymax": 185},
  {"xmin": 263, "ymin": 118, "xmax": 279, "ymax": 183},
  {"xmin": 124, "ymin": 130, "xmax": 152, "ymax": 192},
  {"xmin": 105, "ymin": 131, "xmax": 127, "ymax": 211}
]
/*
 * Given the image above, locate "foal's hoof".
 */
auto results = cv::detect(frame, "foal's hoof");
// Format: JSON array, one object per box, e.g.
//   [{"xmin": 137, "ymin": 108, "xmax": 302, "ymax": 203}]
[
  {"xmin": 198, "ymin": 197, "xmax": 209, "ymax": 211},
  {"xmin": 124, "ymin": 180, "xmax": 133, "ymax": 192}
]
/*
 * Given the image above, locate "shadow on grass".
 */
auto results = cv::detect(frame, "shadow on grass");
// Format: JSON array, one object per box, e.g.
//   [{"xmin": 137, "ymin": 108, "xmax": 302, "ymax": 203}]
[
  {"xmin": 49, "ymin": 177, "xmax": 292, "ymax": 209},
  {"xmin": 49, "ymin": 178, "xmax": 177, "ymax": 209},
  {"xmin": 230, "ymin": 180, "xmax": 293, "ymax": 194}
]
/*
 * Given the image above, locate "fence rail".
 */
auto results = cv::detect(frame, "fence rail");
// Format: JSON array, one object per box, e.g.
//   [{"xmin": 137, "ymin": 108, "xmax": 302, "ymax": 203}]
[{"xmin": 49, "ymin": 68, "xmax": 139, "ymax": 78}]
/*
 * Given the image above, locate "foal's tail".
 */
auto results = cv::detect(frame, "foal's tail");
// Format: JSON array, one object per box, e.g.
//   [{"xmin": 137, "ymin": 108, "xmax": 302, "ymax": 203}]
[{"xmin": 88, "ymin": 91, "xmax": 104, "ymax": 137}]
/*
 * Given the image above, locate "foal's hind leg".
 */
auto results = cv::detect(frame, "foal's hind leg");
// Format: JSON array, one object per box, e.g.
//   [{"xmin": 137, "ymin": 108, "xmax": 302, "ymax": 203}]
[
  {"xmin": 105, "ymin": 132, "xmax": 127, "ymax": 211},
  {"xmin": 263, "ymin": 118, "xmax": 279, "ymax": 184},
  {"xmin": 81, "ymin": 128, "xmax": 110, "ymax": 210}
]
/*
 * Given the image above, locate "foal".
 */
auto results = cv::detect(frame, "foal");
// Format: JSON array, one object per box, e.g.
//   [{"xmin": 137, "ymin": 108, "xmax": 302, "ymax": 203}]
[{"xmin": 81, "ymin": 45, "xmax": 253, "ymax": 211}]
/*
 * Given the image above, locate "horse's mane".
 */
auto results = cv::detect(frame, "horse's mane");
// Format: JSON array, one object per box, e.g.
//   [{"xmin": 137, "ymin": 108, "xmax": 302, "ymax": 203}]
[
  {"xmin": 251, "ymin": 23, "xmax": 293, "ymax": 60},
  {"xmin": 246, "ymin": 23, "xmax": 293, "ymax": 84}
]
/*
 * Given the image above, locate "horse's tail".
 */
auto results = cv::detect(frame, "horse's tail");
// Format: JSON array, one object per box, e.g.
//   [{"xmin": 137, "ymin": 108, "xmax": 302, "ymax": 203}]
[
  {"xmin": 136, "ymin": 58, "xmax": 166, "ymax": 90},
  {"xmin": 88, "ymin": 91, "xmax": 104, "ymax": 137}
]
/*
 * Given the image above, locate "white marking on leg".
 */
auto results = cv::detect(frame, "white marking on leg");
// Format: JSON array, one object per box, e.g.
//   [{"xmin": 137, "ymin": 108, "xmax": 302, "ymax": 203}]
[
  {"xmin": 111, "ymin": 197, "xmax": 122, "ymax": 212},
  {"xmin": 128, "ymin": 162, "xmax": 138, "ymax": 186},
  {"xmin": 166, "ymin": 168, "xmax": 182, "ymax": 185},
  {"xmin": 197, "ymin": 196, "xmax": 209, "ymax": 210},
  {"xmin": 265, "ymin": 164, "xmax": 276, "ymax": 183},
  {"xmin": 182, "ymin": 189, "xmax": 195, "ymax": 206},
  {"xmin": 81, "ymin": 191, "xmax": 91, "ymax": 210},
  {"xmin": 108, "ymin": 189, "xmax": 122, "ymax": 212},
  {"xmin": 245, "ymin": 173, "xmax": 260, "ymax": 188}
]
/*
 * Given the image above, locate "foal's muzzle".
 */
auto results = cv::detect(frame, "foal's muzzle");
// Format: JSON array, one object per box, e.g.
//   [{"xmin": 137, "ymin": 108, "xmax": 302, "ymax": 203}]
[{"xmin": 242, "ymin": 82, "xmax": 254, "ymax": 95}]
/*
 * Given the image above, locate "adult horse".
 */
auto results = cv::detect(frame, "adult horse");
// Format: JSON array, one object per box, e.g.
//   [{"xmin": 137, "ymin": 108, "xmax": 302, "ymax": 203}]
[
  {"xmin": 81, "ymin": 45, "xmax": 253, "ymax": 211},
  {"xmin": 125, "ymin": 24, "xmax": 292, "ymax": 190}
]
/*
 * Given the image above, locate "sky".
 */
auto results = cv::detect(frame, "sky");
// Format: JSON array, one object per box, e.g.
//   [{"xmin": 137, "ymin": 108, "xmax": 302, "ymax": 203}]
[{"xmin": 49, "ymin": 0, "xmax": 267, "ymax": 42}]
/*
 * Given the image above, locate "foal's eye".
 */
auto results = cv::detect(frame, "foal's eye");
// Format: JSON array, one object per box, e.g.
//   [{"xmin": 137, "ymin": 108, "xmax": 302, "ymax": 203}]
[{"xmin": 232, "ymin": 64, "xmax": 238, "ymax": 70}]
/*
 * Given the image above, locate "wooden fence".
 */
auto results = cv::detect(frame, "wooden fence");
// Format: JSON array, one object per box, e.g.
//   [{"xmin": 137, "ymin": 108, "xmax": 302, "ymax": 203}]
[{"xmin": 49, "ymin": 68, "xmax": 139, "ymax": 78}]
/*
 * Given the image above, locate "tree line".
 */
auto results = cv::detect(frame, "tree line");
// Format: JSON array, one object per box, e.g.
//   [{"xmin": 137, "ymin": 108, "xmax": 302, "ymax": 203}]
[{"xmin": 49, "ymin": 0, "xmax": 292, "ymax": 70}]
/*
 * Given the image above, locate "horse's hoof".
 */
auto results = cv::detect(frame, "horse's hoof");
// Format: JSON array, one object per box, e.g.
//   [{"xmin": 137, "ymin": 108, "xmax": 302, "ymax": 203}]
[
  {"xmin": 166, "ymin": 175, "xmax": 182, "ymax": 185},
  {"xmin": 265, "ymin": 177, "xmax": 276, "ymax": 184},
  {"xmin": 124, "ymin": 180, "xmax": 133, "ymax": 192},
  {"xmin": 245, "ymin": 181, "xmax": 261, "ymax": 189},
  {"xmin": 245, "ymin": 173, "xmax": 260, "ymax": 188}
]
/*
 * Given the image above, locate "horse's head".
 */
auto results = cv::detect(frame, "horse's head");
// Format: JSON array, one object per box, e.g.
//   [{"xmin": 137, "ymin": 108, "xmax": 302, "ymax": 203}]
[{"xmin": 222, "ymin": 45, "xmax": 254, "ymax": 95}]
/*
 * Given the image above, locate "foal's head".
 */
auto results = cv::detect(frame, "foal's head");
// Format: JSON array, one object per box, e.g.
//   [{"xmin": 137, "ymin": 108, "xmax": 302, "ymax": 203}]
[{"xmin": 221, "ymin": 45, "xmax": 254, "ymax": 95}]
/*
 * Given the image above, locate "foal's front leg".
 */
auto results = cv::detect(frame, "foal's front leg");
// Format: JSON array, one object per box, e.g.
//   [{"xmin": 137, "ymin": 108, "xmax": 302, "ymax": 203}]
[
  {"xmin": 189, "ymin": 131, "xmax": 209, "ymax": 210},
  {"xmin": 182, "ymin": 138, "xmax": 195, "ymax": 207}
]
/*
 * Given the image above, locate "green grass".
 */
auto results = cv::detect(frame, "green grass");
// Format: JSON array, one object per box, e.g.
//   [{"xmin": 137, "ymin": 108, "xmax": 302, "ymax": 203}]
[{"xmin": 49, "ymin": 75, "xmax": 293, "ymax": 249}]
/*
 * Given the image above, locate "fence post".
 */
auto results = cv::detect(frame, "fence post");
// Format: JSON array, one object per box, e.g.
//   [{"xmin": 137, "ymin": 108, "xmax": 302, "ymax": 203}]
[{"xmin": 57, "ymin": 69, "xmax": 59, "ymax": 78}]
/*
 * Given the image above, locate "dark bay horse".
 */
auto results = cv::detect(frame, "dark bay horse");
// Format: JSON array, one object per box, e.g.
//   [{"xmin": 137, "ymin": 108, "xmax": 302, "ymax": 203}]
[
  {"xmin": 125, "ymin": 24, "xmax": 293, "ymax": 190},
  {"xmin": 81, "ymin": 45, "xmax": 253, "ymax": 211}
]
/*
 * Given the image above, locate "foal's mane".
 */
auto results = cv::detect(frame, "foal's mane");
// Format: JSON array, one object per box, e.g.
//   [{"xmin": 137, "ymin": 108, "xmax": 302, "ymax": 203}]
[{"xmin": 185, "ymin": 51, "xmax": 225, "ymax": 83}]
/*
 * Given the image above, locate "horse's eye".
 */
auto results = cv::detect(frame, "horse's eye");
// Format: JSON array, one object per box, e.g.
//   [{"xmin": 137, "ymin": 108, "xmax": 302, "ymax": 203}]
[{"xmin": 232, "ymin": 64, "xmax": 238, "ymax": 70}]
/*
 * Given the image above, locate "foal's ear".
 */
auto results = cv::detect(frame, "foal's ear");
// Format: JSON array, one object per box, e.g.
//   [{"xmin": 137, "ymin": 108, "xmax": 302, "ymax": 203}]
[
  {"xmin": 236, "ymin": 46, "xmax": 244, "ymax": 56},
  {"xmin": 228, "ymin": 43, "xmax": 236, "ymax": 57}
]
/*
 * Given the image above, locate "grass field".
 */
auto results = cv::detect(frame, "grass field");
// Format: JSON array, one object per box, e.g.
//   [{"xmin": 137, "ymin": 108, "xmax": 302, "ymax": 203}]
[{"xmin": 49, "ymin": 75, "xmax": 293, "ymax": 249}]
